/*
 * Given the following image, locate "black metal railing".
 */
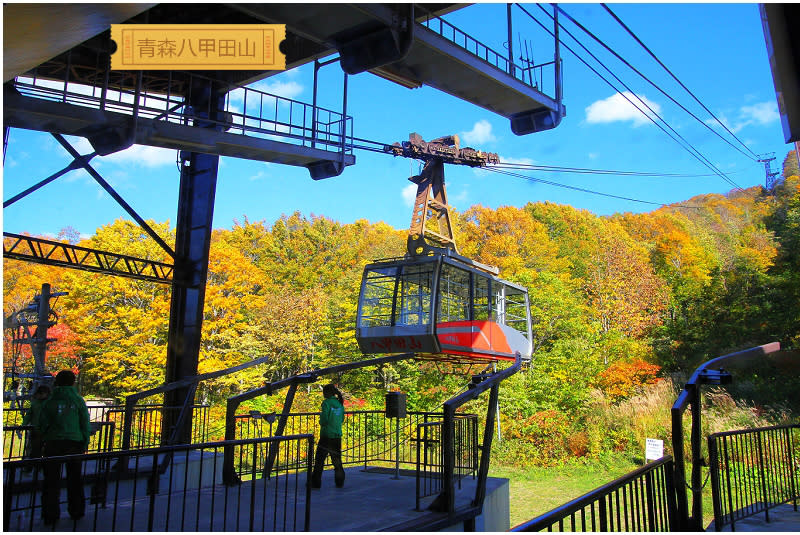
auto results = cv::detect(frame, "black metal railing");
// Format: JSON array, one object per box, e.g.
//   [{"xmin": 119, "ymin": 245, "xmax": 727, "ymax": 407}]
[
  {"xmin": 708, "ymin": 424, "xmax": 799, "ymax": 531},
  {"xmin": 415, "ymin": 420, "xmax": 444, "ymax": 510},
  {"xmin": 3, "ymin": 403, "xmax": 209, "ymax": 460},
  {"xmin": 13, "ymin": 65, "xmax": 354, "ymax": 157},
  {"xmin": 234, "ymin": 409, "xmax": 476, "ymax": 470},
  {"xmin": 671, "ymin": 342, "xmax": 781, "ymax": 530},
  {"xmin": 413, "ymin": 415, "xmax": 478, "ymax": 512},
  {"xmin": 512, "ymin": 456, "xmax": 677, "ymax": 532},
  {"xmin": 107, "ymin": 404, "xmax": 209, "ymax": 450},
  {"xmin": 4, "ymin": 403, "xmax": 121, "ymax": 428},
  {"xmin": 3, "ymin": 435, "xmax": 312, "ymax": 532},
  {"xmin": 417, "ymin": 6, "xmax": 561, "ymax": 99},
  {"xmin": 4, "ymin": 422, "xmax": 116, "ymax": 461}
]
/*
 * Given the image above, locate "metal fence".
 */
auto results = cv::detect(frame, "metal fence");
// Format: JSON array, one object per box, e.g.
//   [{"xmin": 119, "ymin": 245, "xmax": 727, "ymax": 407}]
[
  {"xmin": 14, "ymin": 61, "xmax": 353, "ymax": 156},
  {"xmin": 3, "ymin": 422, "xmax": 116, "ymax": 462},
  {"xmin": 708, "ymin": 424, "xmax": 799, "ymax": 531},
  {"xmin": 234, "ymin": 410, "xmax": 477, "ymax": 472},
  {"xmin": 413, "ymin": 415, "xmax": 480, "ymax": 511},
  {"xmin": 418, "ymin": 8, "xmax": 558, "ymax": 96},
  {"xmin": 106, "ymin": 404, "xmax": 210, "ymax": 449},
  {"xmin": 3, "ymin": 404, "xmax": 209, "ymax": 460},
  {"xmin": 3, "ymin": 435, "xmax": 312, "ymax": 532},
  {"xmin": 512, "ymin": 456, "xmax": 677, "ymax": 532}
]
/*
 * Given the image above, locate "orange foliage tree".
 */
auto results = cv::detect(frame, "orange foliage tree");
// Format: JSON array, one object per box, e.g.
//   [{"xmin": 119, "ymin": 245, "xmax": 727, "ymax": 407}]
[{"xmin": 595, "ymin": 358, "xmax": 661, "ymax": 402}]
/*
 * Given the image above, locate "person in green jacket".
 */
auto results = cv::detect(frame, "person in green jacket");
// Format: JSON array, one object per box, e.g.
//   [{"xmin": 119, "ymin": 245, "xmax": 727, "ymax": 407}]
[
  {"xmin": 311, "ymin": 384, "xmax": 346, "ymax": 489},
  {"xmin": 21, "ymin": 384, "xmax": 51, "ymax": 468},
  {"xmin": 38, "ymin": 370, "xmax": 91, "ymax": 525}
]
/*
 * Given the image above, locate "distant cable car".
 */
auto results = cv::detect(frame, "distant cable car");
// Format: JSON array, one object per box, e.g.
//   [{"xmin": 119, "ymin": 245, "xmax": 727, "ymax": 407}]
[{"xmin": 355, "ymin": 134, "xmax": 532, "ymax": 363}]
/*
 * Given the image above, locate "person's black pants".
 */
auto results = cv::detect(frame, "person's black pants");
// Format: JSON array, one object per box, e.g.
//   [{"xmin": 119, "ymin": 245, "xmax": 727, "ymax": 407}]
[
  {"xmin": 42, "ymin": 440, "xmax": 85, "ymax": 523},
  {"xmin": 311, "ymin": 436, "xmax": 345, "ymax": 488}
]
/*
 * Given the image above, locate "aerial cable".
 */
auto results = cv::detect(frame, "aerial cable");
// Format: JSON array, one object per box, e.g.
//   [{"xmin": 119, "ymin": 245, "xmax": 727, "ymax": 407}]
[
  {"xmin": 601, "ymin": 3, "xmax": 760, "ymax": 161},
  {"xmin": 517, "ymin": 3, "xmax": 742, "ymax": 191},
  {"xmin": 559, "ymin": 6, "xmax": 758, "ymax": 164},
  {"xmin": 516, "ymin": 4, "xmax": 722, "ymax": 182},
  {"xmin": 541, "ymin": 3, "xmax": 743, "ymax": 190},
  {"xmin": 483, "ymin": 166, "xmax": 700, "ymax": 209},
  {"xmin": 490, "ymin": 162, "xmax": 755, "ymax": 178},
  {"xmin": 349, "ymin": 132, "xmax": 757, "ymax": 179}
]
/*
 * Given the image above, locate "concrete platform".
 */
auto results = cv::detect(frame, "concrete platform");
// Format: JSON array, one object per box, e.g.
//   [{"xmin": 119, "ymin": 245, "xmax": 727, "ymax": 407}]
[
  {"xmin": 6, "ymin": 465, "xmax": 509, "ymax": 532},
  {"xmin": 707, "ymin": 503, "xmax": 800, "ymax": 532}
]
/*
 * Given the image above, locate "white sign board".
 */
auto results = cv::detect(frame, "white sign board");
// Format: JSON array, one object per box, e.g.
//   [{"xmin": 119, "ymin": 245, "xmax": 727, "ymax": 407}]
[{"xmin": 645, "ymin": 438, "xmax": 664, "ymax": 461}]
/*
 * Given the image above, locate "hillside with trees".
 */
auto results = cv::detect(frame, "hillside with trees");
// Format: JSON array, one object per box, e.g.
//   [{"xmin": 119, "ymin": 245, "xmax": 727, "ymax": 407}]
[{"xmin": 4, "ymin": 151, "xmax": 799, "ymax": 465}]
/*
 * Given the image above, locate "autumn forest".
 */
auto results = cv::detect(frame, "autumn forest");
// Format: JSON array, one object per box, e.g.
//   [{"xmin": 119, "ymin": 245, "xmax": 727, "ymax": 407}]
[{"xmin": 4, "ymin": 151, "xmax": 799, "ymax": 466}]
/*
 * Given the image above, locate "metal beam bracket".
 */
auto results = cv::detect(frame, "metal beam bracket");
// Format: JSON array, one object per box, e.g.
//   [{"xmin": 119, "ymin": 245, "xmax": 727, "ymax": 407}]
[{"xmin": 336, "ymin": 5, "xmax": 415, "ymax": 75}]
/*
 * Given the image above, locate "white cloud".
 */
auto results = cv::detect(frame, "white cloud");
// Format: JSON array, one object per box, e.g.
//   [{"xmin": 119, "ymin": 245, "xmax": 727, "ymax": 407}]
[
  {"xmin": 451, "ymin": 187, "xmax": 469, "ymax": 205},
  {"xmin": 402, "ymin": 183, "xmax": 418, "ymax": 208},
  {"xmin": 498, "ymin": 156, "xmax": 535, "ymax": 166},
  {"xmin": 229, "ymin": 80, "xmax": 304, "ymax": 109},
  {"xmin": 254, "ymin": 80, "xmax": 304, "ymax": 100},
  {"xmin": 740, "ymin": 102, "xmax": 778, "ymax": 124},
  {"xmin": 63, "ymin": 136, "xmax": 95, "ymax": 155},
  {"xmin": 98, "ymin": 144, "xmax": 177, "ymax": 168},
  {"xmin": 585, "ymin": 92, "xmax": 661, "ymax": 127},
  {"xmin": 709, "ymin": 101, "xmax": 779, "ymax": 134},
  {"xmin": 460, "ymin": 120, "xmax": 496, "ymax": 145},
  {"xmin": 588, "ymin": 152, "xmax": 599, "ymax": 160}
]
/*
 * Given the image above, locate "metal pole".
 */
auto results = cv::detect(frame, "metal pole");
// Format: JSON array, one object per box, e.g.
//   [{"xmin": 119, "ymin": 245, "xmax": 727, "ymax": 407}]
[
  {"xmin": 507, "ymin": 4, "xmax": 514, "ymax": 77},
  {"xmin": 394, "ymin": 416, "xmax": 400, "ymax": 479},
  {"xmin": 33, "ymin": 283, "xmax": 51, "ymax": 377},
  {"xmin": 795, "ymin": 142, "xmax": 800, "ymax": 172},
  {"xmin": 163, "ymin": 79, "xmax": 224, "ymax": 445},
  {"xmin": 553, "ymin": 3, "xmax": 562, "ymax": 106},
  {"xmin": 312, "ymin": 59, "xmax": 319, "ymax": 148},
  {"xmin": 493, "ymin": 362, "xmax": 502, "ymax": 442},
  {"xmin": 690, "ymin": 385, "xmax": 703, "ymax": 530},
  {"xmin": 341, "ymin": 71, "xmax": 349, "ymax": 160},
  {"xmin": 672, "ymin": 400, "xmax": 689, "ymax": 530}
]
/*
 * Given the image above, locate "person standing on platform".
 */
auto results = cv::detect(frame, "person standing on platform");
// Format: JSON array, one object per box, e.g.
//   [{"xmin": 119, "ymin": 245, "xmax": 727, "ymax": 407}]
[
  {"xmin": 21, "ymin": 384, "xmax": 51, "ymax": 470},
  {"xmin": 39, "ymin": 370, "xmax": 91, "ymax": 525},
  {"xmin": 311, "ymin": 383, "xmax": 346, "ymax": 489}
]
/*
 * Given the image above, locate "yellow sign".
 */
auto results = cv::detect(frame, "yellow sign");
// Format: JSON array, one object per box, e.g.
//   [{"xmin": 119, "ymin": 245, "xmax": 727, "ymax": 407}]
[{"xmin": 110, "ymin": 24, "xmax": 286, "ymax": 70}]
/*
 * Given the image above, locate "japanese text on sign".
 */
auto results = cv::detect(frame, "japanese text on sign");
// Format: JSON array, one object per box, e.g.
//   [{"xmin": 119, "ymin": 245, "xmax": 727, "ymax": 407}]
[
  {"xmin": 645, "ymin": 438, "xmax": 664, "ymax": 461},
  {"xmin": 110, "ymin": 24, "xmax": 285, "ymax": 70}
]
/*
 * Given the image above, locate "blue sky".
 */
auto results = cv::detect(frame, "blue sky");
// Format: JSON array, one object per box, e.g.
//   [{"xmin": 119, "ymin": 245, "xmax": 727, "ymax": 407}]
[{"xmin": 2, "ymin": 3, "xmax": 792, "ymax": 240}]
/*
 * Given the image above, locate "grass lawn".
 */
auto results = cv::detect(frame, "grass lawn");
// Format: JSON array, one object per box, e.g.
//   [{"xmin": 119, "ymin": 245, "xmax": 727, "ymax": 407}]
[
  {"xmin": 489, "ymin": 455, "xmax": 717, "ymax": 529},
  {"xmin": 489, "ymin": 455, "xmax": 640, "ymax": 528}
]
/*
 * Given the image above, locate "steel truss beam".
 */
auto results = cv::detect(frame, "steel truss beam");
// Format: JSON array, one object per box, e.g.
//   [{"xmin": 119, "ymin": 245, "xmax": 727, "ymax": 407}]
[{"xmin": 3, "ymin": 232, "xmax": 173, "ymax": 284}]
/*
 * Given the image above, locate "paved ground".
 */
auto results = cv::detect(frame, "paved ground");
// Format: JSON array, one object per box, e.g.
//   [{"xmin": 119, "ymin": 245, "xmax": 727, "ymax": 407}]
[
  {"xmin": 707, "ymin": 503, "xmax": 800, "ymax": 532},
  {"xmin": 7, "ymin": 466, "xmax": 508, "ymax": 532}
]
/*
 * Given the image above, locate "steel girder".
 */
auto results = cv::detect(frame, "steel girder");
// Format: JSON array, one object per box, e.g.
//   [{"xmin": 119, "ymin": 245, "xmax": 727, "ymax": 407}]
[{"xmin": 162, "ymin": 83, "xmax": 225, "ymax": 445}]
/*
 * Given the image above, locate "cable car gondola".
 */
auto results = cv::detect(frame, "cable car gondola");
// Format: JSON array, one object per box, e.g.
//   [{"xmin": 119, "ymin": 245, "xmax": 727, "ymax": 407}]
[
  {"xmin": 355, "ymin": 134, "xmax": 533, "ymax": 362},
  {"xmin": 356, "ymin": 253, "xmax": 532, "ymax": 361}
]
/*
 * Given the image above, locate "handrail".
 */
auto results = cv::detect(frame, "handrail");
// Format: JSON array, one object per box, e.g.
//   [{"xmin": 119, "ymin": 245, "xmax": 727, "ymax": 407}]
[
  {"xmin": 512, "ymin": 456, "xmax": 676, "ymax": 531},
  {"xmin": 223, "ymin": 353, "xmax": 416, "ymax": 484},
  {"xmin": 671, "ymin": 342, "xmax": 781, "ymax": 530},
  {"xmin": 3, "ymin": 434, "xmax": 313, "ymax": 532},
  {"xmin": 432, "ymin": 353, "xmax": 520, "ymax": 523},
  {"xmin": 708, "ymin": 424, "xmax": 799, "ymax": 531},
  {"xmin": 120, "ymin": 354, "xmax": 273, "ymax": 467}
]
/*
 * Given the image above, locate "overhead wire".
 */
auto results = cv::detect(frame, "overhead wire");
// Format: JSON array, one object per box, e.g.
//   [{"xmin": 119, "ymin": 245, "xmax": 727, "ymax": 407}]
[
  {"xmin": 558, "ymin": 4, "xmax": 758, "ymax": 164},
  {"xmin": 490, "ymin": 162, "xmax": 753, "ymax": 178},
  {"xmin": 541, "ymin": 4, "xmax": 744, "ymax": 191},
  {"xmin": 483, "ymin": 166, "xmax": 700, "ymax": 209},
  {"xmin": 515, "ymin": 3, "xmax": 743, "ymax": 191},
  {"xmin": 600, "ymin": 3, "xmax": 760, "ymax": 161},
  {"xmin": 350, "ymin": 134, "xmax": 756, "ymax": 179}
]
